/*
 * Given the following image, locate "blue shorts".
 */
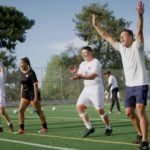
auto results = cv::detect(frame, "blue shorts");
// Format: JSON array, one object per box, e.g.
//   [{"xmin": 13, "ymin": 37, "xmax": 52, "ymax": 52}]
[{"xmin": 124, "ymin": 85, "xmax": 149, "ymax": 108}]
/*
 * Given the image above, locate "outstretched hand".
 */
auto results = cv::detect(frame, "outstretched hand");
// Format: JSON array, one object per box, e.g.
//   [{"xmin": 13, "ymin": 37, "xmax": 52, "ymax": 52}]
[
  {"xmin": 68, "ymin": 65, "xmax": 77, "ymax": 74},
  {"xmin": 136, "ymin": 0, "xmax": 144, "ymax": 15}
]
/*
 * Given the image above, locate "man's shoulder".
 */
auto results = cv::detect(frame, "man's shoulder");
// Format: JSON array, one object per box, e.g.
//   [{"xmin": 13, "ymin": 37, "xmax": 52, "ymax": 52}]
[{"xmin": 93, "ymin": 58, "xmax": 101, "ymax": 64}]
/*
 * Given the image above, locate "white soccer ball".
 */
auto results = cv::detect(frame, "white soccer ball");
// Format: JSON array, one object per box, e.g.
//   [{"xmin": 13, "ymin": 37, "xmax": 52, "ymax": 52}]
[
  {"xmin": 13, "ymin": 109, "xmax": 18, "ymax": 114},
  {"xmin": 52, "ymin": 106, "xmax": 56, "ymax": 111}
]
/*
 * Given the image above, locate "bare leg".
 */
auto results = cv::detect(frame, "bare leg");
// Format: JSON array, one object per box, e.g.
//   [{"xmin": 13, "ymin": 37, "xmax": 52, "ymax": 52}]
[
  {"xmin": 18, "ymin": 99, "xmax": 30, "ymax": 128},
  {"xmin": 0, "ymin": 107, "xmax": 11, "ymax": 124},
  {"xmin": 76, "ymin": 104, "xmax": 95, "ymax": 137},
  {"xmin": 31, "ymin": 101, "xmax": 47, "ymax": 124},
  {"xmin": 31, "ymin": 100, "xmax": 48, "ymax": 132},
  {"xmin": 76, "ymin": 104, "xmax": 91, "ymax": 127},
  {"xmin": 136, "ymin": 104, "xmax": 148, "ymax": 142},
  {"xmin": 125, "ymin": 107, "xmax": 142, "ymax": 136},
  {"xmin": 96, "ymin": 108, "xmax": 112, "ymax": 136}
]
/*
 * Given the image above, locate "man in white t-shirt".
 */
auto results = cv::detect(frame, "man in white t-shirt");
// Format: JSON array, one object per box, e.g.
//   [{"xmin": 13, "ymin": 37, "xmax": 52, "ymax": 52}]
[
  {"xmin": 104, "ymin": 71, "xmax": 121, "ymax": 113},
  {"xmin": 92, "ymin": 1, "xmax": 149, "ymax": 150},
  {"xmin": 69, "ymin": 46, "xmax": 112, "ymax": 137}
]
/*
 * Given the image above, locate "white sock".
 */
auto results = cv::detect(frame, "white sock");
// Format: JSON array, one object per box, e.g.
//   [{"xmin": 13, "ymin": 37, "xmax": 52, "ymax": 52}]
[
  {"xmin": 106, "ymin": 125, "xmax": 111, "ymax": 130},
  {"xmin": 84, "ymin": 122, "xmax": 92, "ymax": 129},
  {"xmin": 7, "ymin": 122, "xmax": 11, "ymax": 126},
  {"xmin": 0, "ymin": 124, "xmax": 2, "ymax": 128}
]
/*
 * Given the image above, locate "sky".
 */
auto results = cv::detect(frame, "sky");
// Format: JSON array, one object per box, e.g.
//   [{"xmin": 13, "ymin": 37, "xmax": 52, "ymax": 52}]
[{"xmin": 1, "ymin": 0, "xmax": 150, "ymax": 69}]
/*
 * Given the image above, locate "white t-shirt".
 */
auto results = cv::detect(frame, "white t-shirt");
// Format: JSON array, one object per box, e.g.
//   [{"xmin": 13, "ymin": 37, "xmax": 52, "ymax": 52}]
[
  {"xmin": 108, "ymin": 75, "xmax": 118, "ymax": 91},
  {"xmin": 0, "ymin": 71, "xmax": 5, "ymax": 105},
  {"xmin": 78, "ymin": 58, "xmax": 103, "ymax": 86},
  {"xmin": 0, "ymin": 72, "xmax": 5, "ymax": 90},
  {"xmin": 115, "ymin": 41, "xmax": 149, "ymax": 86}
]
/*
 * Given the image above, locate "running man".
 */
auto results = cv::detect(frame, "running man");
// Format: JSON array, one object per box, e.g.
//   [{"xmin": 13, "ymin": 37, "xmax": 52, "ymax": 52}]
[
  {"xmin": 69, "ymin": 46, "xmax": 112, "ymax": 137},
  {"xmin": 92, "ymin": 1, "xmax": 149, "ymax": 150}
]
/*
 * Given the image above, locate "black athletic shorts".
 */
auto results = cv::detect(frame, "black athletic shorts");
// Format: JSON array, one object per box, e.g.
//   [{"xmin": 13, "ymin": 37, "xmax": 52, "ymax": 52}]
[{"xmin": 22, "ymin": 90, "xmax": 41, "ymax": 101}]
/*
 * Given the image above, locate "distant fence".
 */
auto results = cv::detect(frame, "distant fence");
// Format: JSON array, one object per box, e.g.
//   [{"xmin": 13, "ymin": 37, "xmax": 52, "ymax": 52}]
[
  {"xmin": 33, "ymin": 67, "xmax": 150, "ymax": 101},
  {"xmin": 6, "ymin": 67, "xmax": 150, "ymax": 105}
]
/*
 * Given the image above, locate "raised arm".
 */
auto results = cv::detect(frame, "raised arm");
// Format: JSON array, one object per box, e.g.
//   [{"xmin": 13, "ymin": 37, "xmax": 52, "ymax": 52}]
[
  {"xmin": 92, "ymin": 14, "xmax": 116, "ymax": 49},
  {"xmin": 136, "ymin": 0, "xmax": 144, "ymax": 43}
]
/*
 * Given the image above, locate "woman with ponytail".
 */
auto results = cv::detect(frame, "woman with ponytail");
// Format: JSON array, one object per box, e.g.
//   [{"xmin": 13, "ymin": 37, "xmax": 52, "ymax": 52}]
[{"xmin": 15, "ymin": 57, "xmax": 48, "ymax": 134}]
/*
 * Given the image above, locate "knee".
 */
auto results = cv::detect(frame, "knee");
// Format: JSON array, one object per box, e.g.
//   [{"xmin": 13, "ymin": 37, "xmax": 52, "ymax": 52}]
[
  {"xmin": 125, "ymin": 111, "xmax": 135, "ymax": 119},
  {"xmin": 36, "ymin": 109, "xmax": 42, "ymax": 115},
  {"xmin": 76, "ymin": 105, "xmax": 87, "ymax": 117},
  {"xmin": 76, "ymin": 105, "xmax": 86, "ymax": 112},
  {"xmin": 18, "ymin": 108, "xmax": 25, "ymax": 115}
]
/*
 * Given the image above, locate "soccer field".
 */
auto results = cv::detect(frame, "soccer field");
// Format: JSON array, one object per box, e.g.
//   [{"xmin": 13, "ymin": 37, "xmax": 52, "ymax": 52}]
[{"xmin": 0, "ymin": 101, "xmax": 150, "ymax": 150}]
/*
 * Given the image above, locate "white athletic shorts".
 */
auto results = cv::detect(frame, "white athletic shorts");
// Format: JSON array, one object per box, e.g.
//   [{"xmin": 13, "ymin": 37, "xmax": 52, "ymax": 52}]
[
  {"xmin": 0, "ymin": 90, "xmax": 6, "ymax": 107},
  {"xmin": 77, "ymin": 85, "xmax": 104, "ymax": 109}
]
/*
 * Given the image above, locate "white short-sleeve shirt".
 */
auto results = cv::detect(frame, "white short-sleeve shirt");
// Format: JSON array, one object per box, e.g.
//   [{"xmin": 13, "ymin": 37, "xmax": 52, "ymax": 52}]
[
  {"xmin": 78, "ymin": 58, "xmax": 103, "ymax": 86},
  {"xmin": 0, "ymin": 72, "xmax": 6, "ymax": 106},
  {"xmin": 108, "ymin": 75, "xmax": 118, "ymax": 91},
  {"xmin": 115, "ymin": 41, "xmax": 149, "ymax": 86}
]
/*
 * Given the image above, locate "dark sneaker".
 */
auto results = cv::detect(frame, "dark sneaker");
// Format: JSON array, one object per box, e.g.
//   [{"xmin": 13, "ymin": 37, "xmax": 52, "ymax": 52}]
[
  {"xmin": 9, "ymin": 123, "xmax": 14, "ymax": 132},
  {"xmin": 105, "ymin": 128, "xmax": 112, "ymax": 136},
  {"xmin": 132, "ymin": 135, "xmax": 142, "ymax": 144},
  {"xmin": 0, "ymin": 127, "xmax": 3, "ymax": 132},
  {"xmin": 82, "ymin": 128, "xmax": 95, "ymax": 137},
  {"xmin": 138, "ymin": 141, "xmax": 149, "ymax": 150}
]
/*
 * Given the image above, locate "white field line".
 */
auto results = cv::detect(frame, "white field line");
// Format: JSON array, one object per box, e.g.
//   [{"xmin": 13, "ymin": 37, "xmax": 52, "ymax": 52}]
[
  {"xmin": 9, "ymin": 115, "xmax": 131, "ymax": 122},
  {"xmin": 0, "ymin": 138, "xmax": 77, "ymax": 150},
  {"xmin": 25, "ymin": 132, "xmax": 138, "ymax": 147}
]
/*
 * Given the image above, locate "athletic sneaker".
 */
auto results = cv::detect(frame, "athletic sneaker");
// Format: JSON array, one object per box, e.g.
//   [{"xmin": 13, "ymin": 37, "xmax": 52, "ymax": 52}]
[
  {"xmin": 38, "ymin": 128, "xmax": 48, "ymax": 133},
  {"xmin": 108, "ymin": 111, "xmax": 112, "ymax": 114},
  {"xmin": 15, "ymin": 129, "xmax": 25, "ymax": 134},
  {"xmin": 105, "ymin": 128, "xmax": 112, "ymax": 136},
  {"xmin": 0, "ymin": 127, "xmax": 3, "ymax": 132},
  {"xmin": 82, "ymin": 128, "xmax": 95, "ymax": 137},
  {"xmin": 132, "ymin": 135, "xmax": 142, "ymax": 144},
  {"xmin": 9, "ymin": 123, "xmax": 14, "ymax": 132},
  {"xmin": 138, "ymin": 141, "xmax": 149, "ymax": 150}
]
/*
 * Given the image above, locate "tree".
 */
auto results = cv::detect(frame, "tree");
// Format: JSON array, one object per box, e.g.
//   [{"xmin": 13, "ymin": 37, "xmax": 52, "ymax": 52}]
[
  {"xmin": 42, "ymin": 47, "xmax": 83, "ymax": 100},
  {"xmin": 0, "ymin": 6, "xmax": 35, "ymax": 69},
  {"xmin": 73, "ymin": 2, "xmax": 131, "ymax": 69},
  {"xmin": 5, "ymin": 69, "xmax": 20, "ymax": 102}
]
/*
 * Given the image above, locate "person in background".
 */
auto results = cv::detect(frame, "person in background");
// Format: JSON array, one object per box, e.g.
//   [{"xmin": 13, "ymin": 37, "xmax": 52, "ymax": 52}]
[
  {"xmin": 15, "ymin": 57, "xmax": 48, "ymax": 134},
  {"xmin": 92, "ymin": 1, "xmax": 149, "ymax": 149},
  {"xmin": 104, "ymin": 70, "xmax": 121, "ymax": 113},
  {"xmin": 0, "ymin": 62, "xmax": 13, "ymax": 132},
  {"xmin": 69, "ymin": 46, "xmax": 112, "ymax": 137}
]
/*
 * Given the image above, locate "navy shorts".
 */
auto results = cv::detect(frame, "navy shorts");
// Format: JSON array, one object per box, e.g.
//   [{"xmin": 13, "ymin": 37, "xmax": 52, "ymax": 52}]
[{"xmin": 124, "ymin": 85, "xmax": 149, "ymax": 108}]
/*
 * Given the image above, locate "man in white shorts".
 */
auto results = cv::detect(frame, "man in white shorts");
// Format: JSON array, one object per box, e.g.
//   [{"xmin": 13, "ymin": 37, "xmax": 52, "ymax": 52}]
[
  {"xmin": 0, "ymin": 62, "xmax": 13, "ymax": 132},
  {"xmin": 69, "ymin": 46, "xmax": 112, "ymax": 137},
  {"xmin": 92, "ymin": 1, "xmax": 149, "ymax": 150}
]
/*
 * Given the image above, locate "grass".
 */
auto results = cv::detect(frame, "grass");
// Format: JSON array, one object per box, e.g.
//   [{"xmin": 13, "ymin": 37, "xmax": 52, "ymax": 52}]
[{"xmin": 0, "ymin": 101, "xmax": 150, "ymax": 150}]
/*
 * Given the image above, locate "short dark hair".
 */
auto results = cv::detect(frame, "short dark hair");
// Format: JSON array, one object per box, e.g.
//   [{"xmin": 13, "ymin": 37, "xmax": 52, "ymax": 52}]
[
  {"xmin": 81, "ymin": 46, "xmax": 92, "ymax": 52},
  {"xmin": 104, "ymin": 70, "xmax": 111, "ymax": 75},
  {"xmin": 122, "ymin": 29, "xmax": 134, "ymax": 40}
]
